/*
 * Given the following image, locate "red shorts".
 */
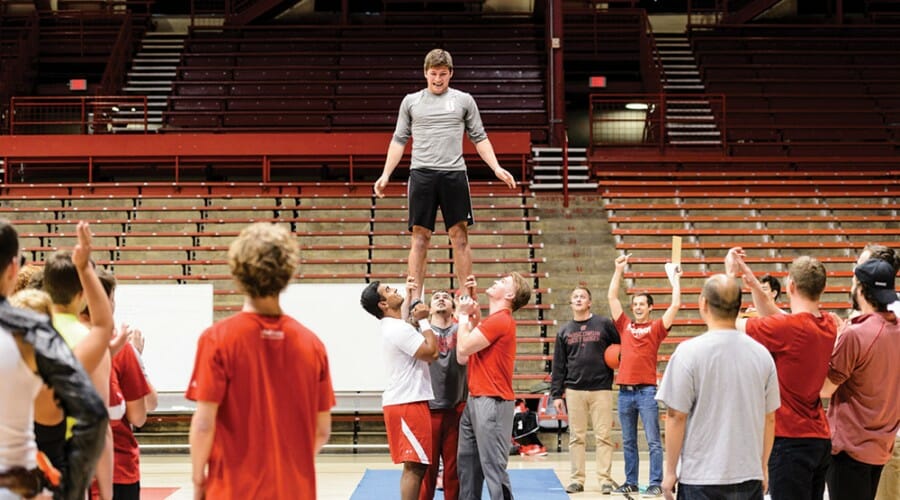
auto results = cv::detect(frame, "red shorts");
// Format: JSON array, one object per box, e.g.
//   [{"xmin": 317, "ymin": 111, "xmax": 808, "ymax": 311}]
[{"xmin": 383, "ymin": 401, "xmax": 432, "ymax": 465}]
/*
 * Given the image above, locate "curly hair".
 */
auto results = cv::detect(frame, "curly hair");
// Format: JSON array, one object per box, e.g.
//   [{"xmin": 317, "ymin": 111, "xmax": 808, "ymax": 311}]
[
  {"xmin": 228, "ymin": 223, "xmax": 299, "ymax": 298},
  {"xmin": 10, "ymin": 288, "xmax": 53, "ymax": 317},
  {"xmin": 15, "ymin": 263, "xmax": 43, "ymax": 293}
]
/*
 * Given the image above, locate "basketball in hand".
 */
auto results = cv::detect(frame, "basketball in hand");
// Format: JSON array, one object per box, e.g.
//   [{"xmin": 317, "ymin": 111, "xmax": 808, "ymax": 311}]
[{"xmin": 604, "ymin": 344, "xmax": 621, "ymax": 370}]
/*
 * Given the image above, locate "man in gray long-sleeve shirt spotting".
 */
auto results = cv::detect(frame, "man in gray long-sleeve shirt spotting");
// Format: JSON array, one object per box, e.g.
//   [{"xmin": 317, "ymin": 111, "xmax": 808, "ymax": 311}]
[{"xmin": 373, "ymin": 49, "xmax": 517, "ymax": 299}]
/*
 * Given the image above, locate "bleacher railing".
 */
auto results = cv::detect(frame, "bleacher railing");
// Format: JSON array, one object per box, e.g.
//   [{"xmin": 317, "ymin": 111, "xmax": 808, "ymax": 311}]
[
  {"xmin": 98, "ymin": 11, "xmax": 133, "ymax": 96},
  {"xmin": 0, "ymin": 131, "xmax": 530, "ymax": 184},
  {"xmin": 588, "ymin": 93, "xmax": 727, "ymax": 154},
  {"xmin": 9, "ymin": 96, "xmax": 149, "ymax": 135}
]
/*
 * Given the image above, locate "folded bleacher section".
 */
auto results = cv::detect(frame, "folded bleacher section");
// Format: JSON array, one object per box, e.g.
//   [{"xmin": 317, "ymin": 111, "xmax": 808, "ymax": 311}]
[
  {"xmin": 692, "ymin": 24, "xmax": 900, "ymax": 156},
  {"xmin": 163, "ymin": 21, "xmax": 549, "ymax": 142}
]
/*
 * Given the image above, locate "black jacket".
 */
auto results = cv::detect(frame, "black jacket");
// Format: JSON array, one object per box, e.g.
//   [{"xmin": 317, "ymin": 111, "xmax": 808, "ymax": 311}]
[{"xmin": 1, "ymin": 299, "xmax": 108, "ymax": 500}]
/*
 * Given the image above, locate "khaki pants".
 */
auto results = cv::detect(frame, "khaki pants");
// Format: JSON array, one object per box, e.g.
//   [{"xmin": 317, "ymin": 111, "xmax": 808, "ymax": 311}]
[
  {"xmin": 566, "ymin": 388, "xmax": 615, "ymax": 487},
  {"xmin": 875, "ymin": 433, "xmax": 900, "ymax": 500}
]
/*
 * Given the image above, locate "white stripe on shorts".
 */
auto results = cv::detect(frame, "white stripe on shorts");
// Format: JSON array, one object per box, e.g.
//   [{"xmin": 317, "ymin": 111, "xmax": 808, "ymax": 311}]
[{"xmin": 400, "ymin": 416, "xmax": 429, "ymax": 464}]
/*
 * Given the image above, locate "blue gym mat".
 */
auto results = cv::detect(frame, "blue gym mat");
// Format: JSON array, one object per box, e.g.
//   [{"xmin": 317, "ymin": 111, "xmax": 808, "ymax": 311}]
[{"xmin": 349, "ymin": 468, "xmax": 567, "ymax": 500}]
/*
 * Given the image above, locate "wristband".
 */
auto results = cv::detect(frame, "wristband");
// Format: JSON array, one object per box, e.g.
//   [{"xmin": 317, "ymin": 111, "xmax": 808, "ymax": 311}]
[
  {"xmin": 458, "ymin": 314, "xmax": 470, "ymax": 326},
  {"xmin": 418, "ymin": 319, "xmax": 431, "ymax": 332}
]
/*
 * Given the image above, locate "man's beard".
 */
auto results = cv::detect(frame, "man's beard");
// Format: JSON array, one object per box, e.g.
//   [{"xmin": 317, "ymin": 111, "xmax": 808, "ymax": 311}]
[{"xmin": 850, "ymin": 285, "xmax": 860, "ymax": 311}]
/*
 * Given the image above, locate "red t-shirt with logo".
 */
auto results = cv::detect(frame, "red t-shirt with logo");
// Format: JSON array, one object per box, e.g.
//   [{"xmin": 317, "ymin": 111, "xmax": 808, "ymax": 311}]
[
  {"xmin": 185, "ymin": 312, "xmax": 336, "ymax": 499},
  {"xmin": 112, "ymin": 345, "xmax": 151, "ymax": 485},
  {"xmin": 467, "ymin": 309, "xmax": 516, "ymax": 401},
  {"xmin": 746, "ymin": 312, "xmax": 837, "ymax": 438},
  {"xmin": 614, "ymin": 312, "xmax": 668, "ymax": 386}
]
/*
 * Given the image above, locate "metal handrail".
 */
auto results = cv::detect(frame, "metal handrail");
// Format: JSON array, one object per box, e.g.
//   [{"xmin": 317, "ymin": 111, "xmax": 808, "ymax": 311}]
[{"xmin": 9, "ymin": 95, "xmax": 149, "ymax": 134}]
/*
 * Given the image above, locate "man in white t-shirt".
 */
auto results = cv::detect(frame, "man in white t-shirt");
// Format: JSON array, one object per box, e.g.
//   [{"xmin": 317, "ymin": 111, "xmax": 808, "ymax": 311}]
[
  {"xmin": 657, "ymin": 274, "xmax": 780, "ymax": 500},
  {"xmin": 361, "ymin": 278, "xmax": 438, "ymax": 500}
]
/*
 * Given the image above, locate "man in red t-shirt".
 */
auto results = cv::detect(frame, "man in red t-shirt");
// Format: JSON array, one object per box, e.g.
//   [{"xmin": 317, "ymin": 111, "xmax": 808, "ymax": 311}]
[
  {"xmin": 729, "ymin": 249, "xmax": 838, "ymax": 500},
  {"xmin": 186, "ymin": 223, "xmax": 336, "ymax": 499},
  {"xmin": 455, "ymin": 272, "xmax": 531, "ymax": 500},
  {"xmin": 607, "ymin": 254, "xmax": 681, "ymax": 496},
  {"xmin": 111, "ymin": 336, "xmax": 155, "ymax": 499}
]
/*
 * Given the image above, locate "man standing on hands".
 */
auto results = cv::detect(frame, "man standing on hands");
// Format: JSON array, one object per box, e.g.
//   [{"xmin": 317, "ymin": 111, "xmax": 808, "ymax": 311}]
[
  {"xmin": 361, "ymin": 277, "xmax": 438, "ymax": 500},
  {"xmin": 607, "ymin": 254, "xmax": 682, "ymax": 497},
  {"xmin": 374, "ymin": 48, "xmax": 517, "ymax": 299},
  {"xmin": 456, "ymin": 272, "xmax": 531, "ymax": 500},
  {"xmin": 657, "ymin": 274, "xmax": 780, "ymax": 500},
  {"xmin": 550, "ymin": 287, "xmax": 620, "ymax": 495}
]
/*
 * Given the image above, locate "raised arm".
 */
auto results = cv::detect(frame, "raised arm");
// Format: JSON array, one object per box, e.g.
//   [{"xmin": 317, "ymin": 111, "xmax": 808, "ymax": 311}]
[
  {"xmin": 474, "ymin": 139, "xmax": 516, "ymax": 189},
  {"xmin": 661, "ymin": 265, "xmax": 682, "ymax": 330},
  {"xmin": 455, "ymin": 296, "xmax": 490, "ymax": 365},
  {"xmin": 411, "ymin": 302, "xmax": 438, "ymax": 362},
  {"xmin": 607, "ymin": 254, "xmax": 629, "ymax": 320},
  {"xmin": 71, "ymin": 222, "xmax": 114, "ymax": 373},
  {"xmin": 402, "ymin": 275, "xmax": 418, "ymax": 322},
  {"xmin": 727, "ymin": 248, "xmax": 781, "ymax": 318}
]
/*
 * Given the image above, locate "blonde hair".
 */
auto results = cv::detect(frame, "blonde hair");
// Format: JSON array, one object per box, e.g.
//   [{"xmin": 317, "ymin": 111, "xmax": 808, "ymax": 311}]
[
  {"xmin": 788, "ymin": 256, "xmax": 827, "ymax": 301},
  {"xmin": 14, "ymin": 263, "xmax": 43, "ymax": 293},
  {"xmin": 424, "ymin": 49, "xmax": 453, "ymax": 71},
  {"xmin": 228, "ymin": 223, "xmax": 299, "ymax": 298},
  {"xmin": 509, "ymin": 272, "xmax": 532, "ymax": 312},
  {"xmin": 10, "ymin": 288, "xmax": 53, "ymax": 317}
]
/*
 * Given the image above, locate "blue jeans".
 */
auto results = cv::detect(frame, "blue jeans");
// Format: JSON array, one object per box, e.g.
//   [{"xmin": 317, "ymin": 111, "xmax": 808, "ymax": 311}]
[{"xmin": 619, "ymin": 385, "xmax": 663, "ymax": 486}]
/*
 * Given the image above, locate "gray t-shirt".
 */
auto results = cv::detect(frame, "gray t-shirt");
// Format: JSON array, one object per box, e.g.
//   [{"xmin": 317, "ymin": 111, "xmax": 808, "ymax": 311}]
[
  {"xmin": 656, "ymin": 329, "xmax": 780, "ymax": 485},
  {"xmin": 428, "ymin": 323, "xmax": 468, "ymax": 410},
  {"xmin": 391, "ymin": 88, "xmax": 488, "ymax": 171}
]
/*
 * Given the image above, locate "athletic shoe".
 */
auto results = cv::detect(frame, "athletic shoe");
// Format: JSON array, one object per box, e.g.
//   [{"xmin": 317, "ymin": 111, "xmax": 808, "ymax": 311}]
[
  {"xmin": 519, "ymin": 444, "xmax": 548, "ymax": 457},
  {"xmin": 642, "ymin": 485, "xmax": 663, "ymax": 497},
  {"xmin": 565, "ymin": 483, "xmax": 584, "ymax": 494},
  {"xmin": 601, "ymin": 483, "xmax": 613, "ymax": 495},
  {"xmin": 613, "ymin": 484, "xmax": 640, "ymax": 494}
]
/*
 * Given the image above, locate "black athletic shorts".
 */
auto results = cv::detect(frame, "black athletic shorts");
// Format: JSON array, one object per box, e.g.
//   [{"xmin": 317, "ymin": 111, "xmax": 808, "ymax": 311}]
[{"xmin": 408, "ymin": 168, "xmax": 474, "ymax": 231}]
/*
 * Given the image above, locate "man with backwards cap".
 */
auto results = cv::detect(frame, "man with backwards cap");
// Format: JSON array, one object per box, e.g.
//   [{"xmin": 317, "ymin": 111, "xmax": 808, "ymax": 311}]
[{"xmin": 821, "ymin": 257, "xmax": 900, "ymax": 500}]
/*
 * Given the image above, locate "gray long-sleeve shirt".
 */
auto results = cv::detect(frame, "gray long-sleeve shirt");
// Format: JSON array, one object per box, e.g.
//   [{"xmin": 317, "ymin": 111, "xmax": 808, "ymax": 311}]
[{"xmin": 391, "ymin": 87, "xmax": 488, "ymax": 171}]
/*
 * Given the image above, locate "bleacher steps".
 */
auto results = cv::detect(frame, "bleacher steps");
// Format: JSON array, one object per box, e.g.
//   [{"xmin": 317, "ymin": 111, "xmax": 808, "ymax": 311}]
[
  {"xmin": 650, "ymin": 32, "xmax": 724, "ymax": 148},
  {"xmin": 113, "ymin": 32, "xmax": 185, "ymax": 134},
  {"xmin": 529, "ymin": 147, "xmax": 596, "ymax": 191}
]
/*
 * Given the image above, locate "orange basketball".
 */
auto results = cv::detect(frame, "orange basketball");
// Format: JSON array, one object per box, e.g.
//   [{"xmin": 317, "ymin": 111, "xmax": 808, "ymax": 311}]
[{"xmin": 604, "ymin": 344, "xmax": 621, "ymax": 370}]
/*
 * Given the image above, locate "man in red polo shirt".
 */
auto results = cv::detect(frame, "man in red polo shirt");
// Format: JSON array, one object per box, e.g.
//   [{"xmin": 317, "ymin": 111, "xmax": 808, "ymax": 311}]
[
  {"xmin": 821, "ymin": 256, "xmax": 900, "ymax": 500},
  {"xmin": 455, "ymin": 272, "xmax": 532, "ymax": 500},
  {"xmin": 186, "ymin": 223, "xmax": 335, "ymax": 499},
  {"xmin": 729, "ymin": 249, "xmax": 838, "ymax": 500}
]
